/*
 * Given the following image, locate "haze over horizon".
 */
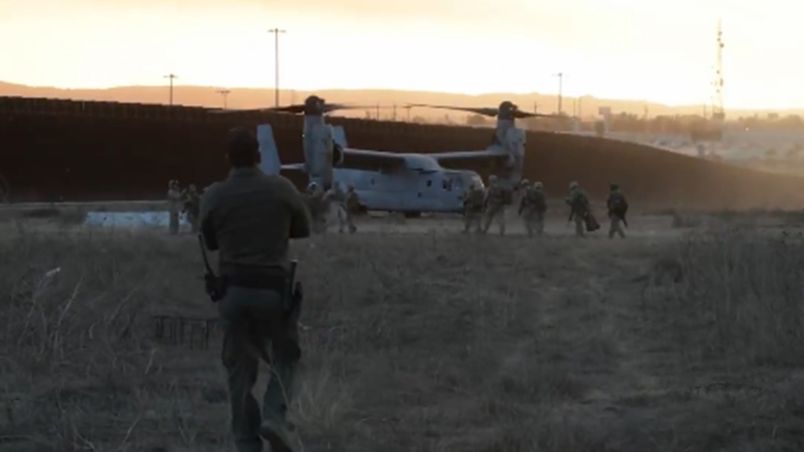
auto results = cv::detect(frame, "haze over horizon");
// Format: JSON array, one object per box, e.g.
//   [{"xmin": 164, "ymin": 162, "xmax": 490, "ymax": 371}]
[{"xmin": 3, "ymin": 0, "xmax": 803, "ymax": 110}]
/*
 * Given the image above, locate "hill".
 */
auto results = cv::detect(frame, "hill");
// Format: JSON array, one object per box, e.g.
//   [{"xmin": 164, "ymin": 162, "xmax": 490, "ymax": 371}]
[{"xmin": 3, "ymin": 81, "xmax": 803, "ymax": 122}]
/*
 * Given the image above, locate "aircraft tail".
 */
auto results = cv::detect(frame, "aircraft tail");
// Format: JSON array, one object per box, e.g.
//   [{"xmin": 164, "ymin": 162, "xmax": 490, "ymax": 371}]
[
  {"xmin": 332, "ymin": 125, "xmax": 348, "ymax": 148},
  {"xmin": 257, "ymin": 124, "xmax": 281, "ymax": 175}
]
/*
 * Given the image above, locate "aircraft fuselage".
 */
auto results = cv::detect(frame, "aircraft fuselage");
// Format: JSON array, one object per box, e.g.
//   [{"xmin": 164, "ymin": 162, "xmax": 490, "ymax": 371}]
[{"xmin": 330, "ymin": 167, "xmax": 483, "ymax": 213}]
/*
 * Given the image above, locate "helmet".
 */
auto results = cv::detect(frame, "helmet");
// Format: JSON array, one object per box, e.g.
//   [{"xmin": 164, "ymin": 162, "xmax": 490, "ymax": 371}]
[
  {"xmin": 521, "ymin": 178, "xmax": 530, "ymax": 186},
  {"xmin": 534, "ymin": 181, "xmax": 543, "ymax": 189},
  {"xmin": 569, "ymin": 181, "xmax": 579, "ymax": 190}
]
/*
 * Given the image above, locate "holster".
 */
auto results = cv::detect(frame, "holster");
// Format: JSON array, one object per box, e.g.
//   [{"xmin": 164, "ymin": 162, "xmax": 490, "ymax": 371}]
[
  {"xmin": 220, "ymin": 269, "xmax": 303, "ymax": 321},
  {"xmin": 204, "ymin": 273, "xmax": 226, "ymax": 302},
  {"xmin": 287, "ymin": 281, "xmax": 303, "ymax": 322}
]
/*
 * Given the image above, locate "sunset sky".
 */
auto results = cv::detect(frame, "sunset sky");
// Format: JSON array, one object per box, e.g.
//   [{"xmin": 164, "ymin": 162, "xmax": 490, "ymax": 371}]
[{"xmin": 2, "ymin": 0, "xmax": 802, "ymax": 110}]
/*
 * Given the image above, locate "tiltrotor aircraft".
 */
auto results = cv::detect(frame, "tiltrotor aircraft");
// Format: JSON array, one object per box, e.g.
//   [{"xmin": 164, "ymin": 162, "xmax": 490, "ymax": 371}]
[{"xmin": 224, "ymin": 95, "xmax": 547, "ymax": 215}]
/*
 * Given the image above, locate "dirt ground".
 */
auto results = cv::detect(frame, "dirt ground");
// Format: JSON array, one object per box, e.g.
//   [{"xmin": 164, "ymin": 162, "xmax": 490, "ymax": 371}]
[{"xmin": 1, "ymin": 205, "xmax": 804, "ymax": 452}]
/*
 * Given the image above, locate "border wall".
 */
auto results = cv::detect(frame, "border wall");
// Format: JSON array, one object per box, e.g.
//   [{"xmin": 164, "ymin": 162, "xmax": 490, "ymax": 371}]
[{"xmin": 1, "ymin": 96, "xmax": 802, "ymax": 210}]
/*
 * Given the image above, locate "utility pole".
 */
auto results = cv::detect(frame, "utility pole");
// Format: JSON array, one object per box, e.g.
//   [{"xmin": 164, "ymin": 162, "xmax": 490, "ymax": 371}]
[
  {"xmin": 163, "ymin": 73, "xmax": 178, "ymax": 106},
  {"xmin": 268, "ymin": 28, "xmax": 286, "ymax": 107},
  {"xmin": 216, "ymin": 89, "xmax": 231, "ymax": 109},
  {"xmin": 712, "ymin": 20, "xmax": 725, "ymax": 121},
  {"xmin": 554, "ymin": 72, "xmax": 564, "ymax": 115}
]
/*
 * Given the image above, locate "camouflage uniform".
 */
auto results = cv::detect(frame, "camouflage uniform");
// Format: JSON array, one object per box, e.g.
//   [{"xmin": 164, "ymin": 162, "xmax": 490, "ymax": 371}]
[
  {"xmin": 482, "ymin": 175, "xmax": 511, "ymax": 236},
  {"xmin": 462, "ymin": 184, "xmax": 484, "ymax": 233},
  {"xmin": 323, "ymin": 184, "xmax": 344, "ymax": 230},
  {"xmin": 565, "ymin": 181, "xmax": 591, "ymax": 237},
  {"xmin": 199, "ymin": 128, "xmax": 311, "ymax": 452},
  {"xmin": 606, "ymin": 184, "xmax": 628, "ymax": 239},
  {"xmin": 182, "ymin": 184, "xmax": 201, "ymax": 233},
  {"xmin": 341, "ymin": 185, "xmax": 360, "ymax": 234},
  {"xmin": 304, "ymin": 182, "xmax": 328, "ymax": 234},
  {"xmin": 167, "ymin": 180, "xmax": 182, "ymax": 235},
  {"xmin": 519, "ymin": 181, "xmax": 547, "ymax": 237}
]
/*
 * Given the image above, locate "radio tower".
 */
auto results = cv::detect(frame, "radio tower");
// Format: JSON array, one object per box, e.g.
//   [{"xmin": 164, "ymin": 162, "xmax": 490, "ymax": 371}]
[{"xmin": 711, "ymin": 20, "xmax": 725, "ymax": 121}]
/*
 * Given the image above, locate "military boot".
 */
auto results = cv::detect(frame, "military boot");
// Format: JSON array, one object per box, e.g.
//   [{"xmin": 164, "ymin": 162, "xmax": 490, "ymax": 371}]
[{"xmin": 260, "ymin": 417, "xmax": 298, "ymax": 452}]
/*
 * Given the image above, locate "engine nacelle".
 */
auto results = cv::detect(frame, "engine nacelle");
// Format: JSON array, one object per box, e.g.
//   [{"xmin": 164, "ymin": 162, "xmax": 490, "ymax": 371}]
[{"xmin": 333, "ymin": 141, "xmax": 344, "ymax": 166}]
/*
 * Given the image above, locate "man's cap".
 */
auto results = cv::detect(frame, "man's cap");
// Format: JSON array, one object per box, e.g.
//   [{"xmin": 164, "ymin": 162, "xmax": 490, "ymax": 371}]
[{"xmin": 227, "ymin": 127, "xmax": 259, "ymax": 161}]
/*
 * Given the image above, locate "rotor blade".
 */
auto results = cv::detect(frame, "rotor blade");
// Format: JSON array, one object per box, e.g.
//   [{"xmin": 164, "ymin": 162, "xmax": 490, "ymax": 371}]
[
  {"xmin": 209, "ymin": 103, "xmax": 395, "ymax": 115},
  {"xmin": 323, "ymin": 104, "xmax": 379, "ymax": 113},
  {"xmin": 207, "ymin": 107, "xmax": 274, "ymax": 114},
  {"xmin": 266, "ymin": 104, "xmax": 308, "ymax": 114},
  {"xmin": 407, "ymin": 104, "xmax": 500, "ymax": 117},
  {"xmin": 512, "ymin": 111, "xmax": 562, "ymax": 119},
  {"xmin": 258, "ymin": 103, "xmax": 377, "ymax": 114},
  {"xmin": 206, "ymin": 105, "xmax": 305, "ymax": 114}
]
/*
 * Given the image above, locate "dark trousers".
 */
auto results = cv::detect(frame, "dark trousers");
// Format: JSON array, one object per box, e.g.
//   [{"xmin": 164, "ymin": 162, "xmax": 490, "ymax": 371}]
[{"xmin": 218, "ymin": 286, "xmax": 300, "ymax": 452}]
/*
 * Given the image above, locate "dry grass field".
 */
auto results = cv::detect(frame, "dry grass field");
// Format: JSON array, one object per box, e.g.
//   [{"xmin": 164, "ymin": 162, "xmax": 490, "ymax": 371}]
[{"xmin": 2, "ymin": 212, "xmax": 804, "ymax": 452}]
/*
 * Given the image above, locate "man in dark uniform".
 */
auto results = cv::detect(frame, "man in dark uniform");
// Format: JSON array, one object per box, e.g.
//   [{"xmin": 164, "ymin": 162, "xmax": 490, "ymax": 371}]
[{"xmin": 199, "ymin": 127, "xmax": 311, "ymax": 452}]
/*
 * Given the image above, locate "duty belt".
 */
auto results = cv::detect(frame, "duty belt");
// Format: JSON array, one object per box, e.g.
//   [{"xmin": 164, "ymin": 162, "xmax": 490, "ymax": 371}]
[{"xmin": 225, "ymin": 272, "xmax": 288, "ymax": 291}]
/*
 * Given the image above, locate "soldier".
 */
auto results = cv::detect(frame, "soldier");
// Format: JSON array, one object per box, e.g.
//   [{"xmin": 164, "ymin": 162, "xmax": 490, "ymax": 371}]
[
  {"xmin": 304, "ymin": 182, "xmax": 328, "ymax": 234},
  {"xmin": 606, "ymin": 183, "xmax": 629, "ymax": 239},
  {"xmin": 323, "ymin": 183, "xmax": 345, "ymax": 230},
  {"xmin": 482, "ymin": 174, "xmax": 511, "ymax": 236},
  {"xmin": 167, "ymin": 179, "xmax": 182, "ymax": 235},
  {"xmin": 342, "ymin": 184, "xmax": 360, "ymax": 234},
  {"xmin": 519, "ymin": 181, "xmax": 547, "ymax": 237},
  {"xmin": 565, "ymin": 181, "xmax": 595, "ymax": 237},
  {"xmin": 199, "ymin": 127, "xmax": 311, "ymax": 452},
  {"xmin": 461, "ymin": 183, "xmax": 485, "ymax": 233},
  {"xmin": 182, "ymin": 184, "xmax": 201, "ymax": 233}
]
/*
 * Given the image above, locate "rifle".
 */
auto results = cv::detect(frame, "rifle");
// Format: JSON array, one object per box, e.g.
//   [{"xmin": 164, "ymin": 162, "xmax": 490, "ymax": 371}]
[{"xmin": 198, "ymin": 234, "xmax": 225, "ymax": 302}]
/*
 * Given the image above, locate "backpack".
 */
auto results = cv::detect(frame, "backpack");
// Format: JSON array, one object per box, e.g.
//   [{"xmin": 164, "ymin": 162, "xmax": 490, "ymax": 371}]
[
  {"xmin": 501, "ymin": 187, "xmax": 513, "ymax": 205},
  {"xmin": 609, "ymin": 192, "xmax": 628, "ymax": 216},
  {"xmin": 527, "ymin": 189, "xmax": 547, "ymax": 210}
]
